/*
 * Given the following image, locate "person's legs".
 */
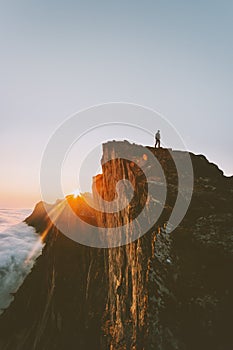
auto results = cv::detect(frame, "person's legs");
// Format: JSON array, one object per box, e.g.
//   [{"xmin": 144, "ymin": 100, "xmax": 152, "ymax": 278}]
[{"xmin": 155, "ymin": 139, "xmax": 160, "ymax": 148}]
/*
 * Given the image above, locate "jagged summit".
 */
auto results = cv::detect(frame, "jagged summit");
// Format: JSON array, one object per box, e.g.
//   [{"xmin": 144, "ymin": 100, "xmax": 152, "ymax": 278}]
[{"xmin": 0, "ymin": 141, "xmax": 233, "ymax": 350}]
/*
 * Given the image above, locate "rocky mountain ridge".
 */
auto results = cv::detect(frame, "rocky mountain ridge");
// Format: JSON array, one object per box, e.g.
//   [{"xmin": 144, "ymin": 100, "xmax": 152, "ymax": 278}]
[{"xmin": 0, "ymin": 141, "xmax": 232, "ymax": 350}]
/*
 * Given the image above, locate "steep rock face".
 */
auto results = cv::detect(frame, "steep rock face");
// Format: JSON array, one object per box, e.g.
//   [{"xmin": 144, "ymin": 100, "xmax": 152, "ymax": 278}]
[
  {"xmin": 0, "ymin": 141, "xmax": 232, "ymax": 350},
  {"xmin": 92, "ymin": 142, "xmax": 174, "ymax": 349}
]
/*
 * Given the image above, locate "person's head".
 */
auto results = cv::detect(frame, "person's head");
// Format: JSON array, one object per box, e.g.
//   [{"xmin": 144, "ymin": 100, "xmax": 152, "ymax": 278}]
[{"xmin": 158, "ymin": 130, "xmax": 160, "ymax": 133}]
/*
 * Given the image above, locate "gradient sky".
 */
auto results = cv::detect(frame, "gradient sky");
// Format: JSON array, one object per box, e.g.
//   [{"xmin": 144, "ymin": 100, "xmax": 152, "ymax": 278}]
[{"xmin": 1, "ymin": 0, "xmax": 233, "ymax": 208}]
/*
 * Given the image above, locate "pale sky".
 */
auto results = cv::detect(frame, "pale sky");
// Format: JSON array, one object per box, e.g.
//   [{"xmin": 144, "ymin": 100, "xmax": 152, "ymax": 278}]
[{"xmin": 1, "ymin": 0, "xmax": 233, "ymax": 208}]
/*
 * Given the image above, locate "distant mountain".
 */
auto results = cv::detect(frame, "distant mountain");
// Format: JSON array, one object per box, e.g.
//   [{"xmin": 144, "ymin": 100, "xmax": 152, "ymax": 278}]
[{"xmin": 0, "ymin": 141, "xmax": 232, "ymax": 350}]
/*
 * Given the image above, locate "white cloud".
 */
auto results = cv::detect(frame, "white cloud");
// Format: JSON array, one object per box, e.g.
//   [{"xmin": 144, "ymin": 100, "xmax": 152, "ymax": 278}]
[{"xmin": 0, "ymin": 216, "xmax": 43, "ymax": 314}]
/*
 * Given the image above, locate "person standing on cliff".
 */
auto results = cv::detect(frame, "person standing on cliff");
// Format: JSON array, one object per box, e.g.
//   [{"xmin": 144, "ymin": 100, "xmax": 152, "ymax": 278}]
[{"xmin": 155, "ymin": 130, "xmax": 161, "ymax": 148}]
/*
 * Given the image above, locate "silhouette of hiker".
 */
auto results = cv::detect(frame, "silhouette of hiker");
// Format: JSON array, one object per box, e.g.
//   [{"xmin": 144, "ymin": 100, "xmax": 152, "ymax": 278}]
[{"xmin": 155, "ymin": 130, "xmax": 161, "ymax": 148}]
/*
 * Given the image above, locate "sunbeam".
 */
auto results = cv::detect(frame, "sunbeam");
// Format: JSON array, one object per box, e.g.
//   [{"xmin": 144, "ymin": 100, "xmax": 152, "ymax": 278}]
[{"xmin": 24, "ymin": 199, "xmax": 67, "ymax": 264}]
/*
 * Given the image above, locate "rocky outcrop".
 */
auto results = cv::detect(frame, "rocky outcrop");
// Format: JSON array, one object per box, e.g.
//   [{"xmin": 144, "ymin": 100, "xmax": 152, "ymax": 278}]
[{"xmin": 0, "ymin": 141, "xmax": 232, "ymax": 350}]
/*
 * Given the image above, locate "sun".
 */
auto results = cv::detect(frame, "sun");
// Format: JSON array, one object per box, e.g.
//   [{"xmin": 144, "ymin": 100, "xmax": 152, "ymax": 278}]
[{"xmin": 72, "ymin": 188, "xmax": 81, "ymax": 198}]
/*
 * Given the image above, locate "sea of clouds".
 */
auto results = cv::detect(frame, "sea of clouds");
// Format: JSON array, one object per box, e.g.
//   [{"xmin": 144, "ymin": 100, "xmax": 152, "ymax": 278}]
[{"xmin": 0, "ymin": 209, "xmax": 44, "ymax": 314}]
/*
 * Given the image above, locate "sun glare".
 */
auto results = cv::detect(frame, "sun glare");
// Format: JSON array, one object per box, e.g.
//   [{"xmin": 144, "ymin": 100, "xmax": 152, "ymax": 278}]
[{"xmin": 72, "ymin": 188, "xmax": 80, "ymax": 198}]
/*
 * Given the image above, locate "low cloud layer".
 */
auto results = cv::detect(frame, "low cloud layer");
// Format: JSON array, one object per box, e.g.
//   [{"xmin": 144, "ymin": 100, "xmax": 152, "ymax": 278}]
[
  {"xmin": 0, "ymin": 212, "xmax": 43, "ymax": 314},
  {"xmin": 0, "ymin": 208, "xmax": 32, "ymax": 233}
]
